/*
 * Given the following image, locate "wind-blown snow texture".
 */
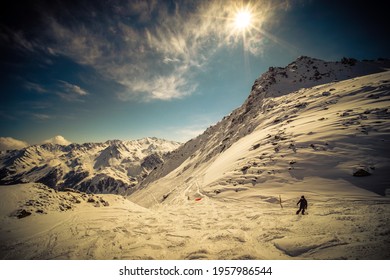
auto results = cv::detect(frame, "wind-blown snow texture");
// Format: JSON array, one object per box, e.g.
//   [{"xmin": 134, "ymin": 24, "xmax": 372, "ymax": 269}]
[
  {"xmin": 0, "ymin": 137, "xmax": 180, "ymax": 194},
  {"xmin": 138, "ymin": 57, "xmax": 390, "ymax": 194},
  {"xmin": 1, "ymin": 57, "xmax": 390, "ymax": 260}
]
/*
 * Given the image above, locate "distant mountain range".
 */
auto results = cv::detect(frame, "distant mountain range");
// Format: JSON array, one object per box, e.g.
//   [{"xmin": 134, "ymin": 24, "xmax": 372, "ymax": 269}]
[{"xmin": 0, "ymin": 137, "xmax": 181, "ymax": 194}]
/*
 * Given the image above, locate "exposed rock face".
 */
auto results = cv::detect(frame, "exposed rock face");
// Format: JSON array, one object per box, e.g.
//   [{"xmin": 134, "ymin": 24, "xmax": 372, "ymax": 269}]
[
  {"xmin": 7, "ymin": 183, "xmax": 113, "ymax": 220},
  {"xmin": 37, "ymin": 166, "xmax": 63, "ymax": 189},
  {"xmin": 0, "ymin": 138, "xmax": 181, "ymax": 194},
  {"xmin": 353, "ymin": 169, "xmax": 371, "ymax": 177},
  {"xmin": 14, "ymin": 209, "xmax": 32, "ymax": 219},
  {"xmin": 141, "ymin": 153, "xmax": 163, "ymax": 170}
]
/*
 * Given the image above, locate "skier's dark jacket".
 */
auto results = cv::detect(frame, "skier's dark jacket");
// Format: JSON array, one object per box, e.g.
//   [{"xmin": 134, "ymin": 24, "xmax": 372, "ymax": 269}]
[{"xmin": 297, "ymin": 197, "xmax": 307, "ymax": 209}]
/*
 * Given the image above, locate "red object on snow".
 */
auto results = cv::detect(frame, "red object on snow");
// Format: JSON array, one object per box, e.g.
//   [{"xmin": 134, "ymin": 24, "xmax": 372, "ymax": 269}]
[{"xmin": 195, "ymin": 197, "xmax": 202, "ymax": 201}]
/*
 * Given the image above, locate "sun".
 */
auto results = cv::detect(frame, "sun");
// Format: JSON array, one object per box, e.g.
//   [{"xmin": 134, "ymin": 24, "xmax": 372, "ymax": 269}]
[{"xmin": 234, "ymin": 9, "xmax": 252, "ymax": 30}]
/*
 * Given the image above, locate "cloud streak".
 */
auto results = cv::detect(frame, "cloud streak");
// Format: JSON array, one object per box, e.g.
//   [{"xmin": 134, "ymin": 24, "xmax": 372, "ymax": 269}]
[
  {"xmin": 43, "ymin": 135, "xmax": 72, "ymax": 145},
  {"xmin": 7, "ymin": 0, "xmax": 291, "ymax": 101},
  {"xmin": 57, "ymin": 80, "xmax": 89, "ymax": 102},
  {"xmin": 24, "ymin": 81, "xmax": 49, "ymax": 93},
  {"xmin": 31, "ymin": 113, "xmax": 53, "ymax": 121},
  {"xmin": 23, "ymin": 79, "xmax": 89, "ymax": 102},
  {"xmin": 0, "ymin": 137, "xmax": 29, "ymax": 151}
]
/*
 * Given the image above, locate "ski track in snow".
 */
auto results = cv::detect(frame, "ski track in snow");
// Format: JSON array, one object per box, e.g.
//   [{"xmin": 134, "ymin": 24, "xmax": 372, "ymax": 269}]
[{"xmin": 0, "ymin": 183, "xmax": 389, "ymax": 260}]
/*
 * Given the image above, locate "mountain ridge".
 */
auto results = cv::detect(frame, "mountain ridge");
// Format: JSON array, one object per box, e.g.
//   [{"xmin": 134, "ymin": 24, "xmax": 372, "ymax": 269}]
[
  {"xmin": 130, "ymin": 56, "xmax": 390, "ymax": 207},
  {"xmin": 0, "ymin": 137, "xmax": 181, "ymax": 194},
  {"xmin": 138, "ymin": 56, "xmax": 390, "ymax": 189}
]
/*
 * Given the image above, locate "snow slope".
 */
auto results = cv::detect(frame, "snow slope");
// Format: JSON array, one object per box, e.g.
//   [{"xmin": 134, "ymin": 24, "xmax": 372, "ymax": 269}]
[
  {"xmin": 133, "ymin": 58, "xmax": 390, "ymax": 206},
  {"xmin": 0, "ymin": 138, "xmax": 180, "ymax": 194},
  {"xmin": 1, "ymin": 182, "xmax": 389, "ymax": 259},
  {"xmin": 139, "ymin": 57, "xmax": 390, "ymax": 191},
  {"xmin": 202, "ymin": 71, "xmax": 390, "ymax": 196},
  {"xmin": 0, "ymin": 183, "xmax": 151, "ymax": 259}
]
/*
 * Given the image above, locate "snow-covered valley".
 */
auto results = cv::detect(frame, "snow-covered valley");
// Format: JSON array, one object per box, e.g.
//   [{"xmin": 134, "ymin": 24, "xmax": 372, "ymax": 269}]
[{"xmin": 1, "ymin": 57, "xmax": 389, "ymax": 260}]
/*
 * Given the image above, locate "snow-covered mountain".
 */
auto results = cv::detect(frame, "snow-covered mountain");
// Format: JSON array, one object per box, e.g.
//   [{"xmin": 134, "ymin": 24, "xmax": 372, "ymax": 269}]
[
  {"xmin": 0, "ymin": 137, "xmax": 181, "ymax": 194},
  {"xmin": 131, "ymin": 57, "xmax": 390, "ymax": 207},
  {"xmin": 1, "ymin": 57, "xmax": 390, "ymax": 260}
]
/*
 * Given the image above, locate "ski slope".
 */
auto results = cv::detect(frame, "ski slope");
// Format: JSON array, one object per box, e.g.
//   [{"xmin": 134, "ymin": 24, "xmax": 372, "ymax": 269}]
[{"xmin": 0, "ymin": 182, "xmax": 389, "ymax": 259}]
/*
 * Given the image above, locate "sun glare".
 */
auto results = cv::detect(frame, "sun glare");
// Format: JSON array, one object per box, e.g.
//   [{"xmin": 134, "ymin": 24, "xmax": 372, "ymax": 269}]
[{"xmin": 234, "ymin": 10, "xmax": 251, "ymax": 30}]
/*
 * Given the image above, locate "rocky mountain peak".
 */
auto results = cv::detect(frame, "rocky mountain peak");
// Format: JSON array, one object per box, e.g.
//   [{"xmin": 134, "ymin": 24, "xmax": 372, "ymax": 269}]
[
  {"xmin": 0, "ymin": 138, "xmax": 181, "ymax": 194},
  {"xmin": 248, "ymin": 57, "xmax": 389, "ymax": 102}
]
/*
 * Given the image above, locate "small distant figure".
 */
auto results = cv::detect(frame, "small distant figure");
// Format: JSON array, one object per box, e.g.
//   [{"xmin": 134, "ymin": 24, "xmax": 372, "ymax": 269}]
[{"xmin": 296, "ymin": 195, "xmax": 308, "ymax": 215}]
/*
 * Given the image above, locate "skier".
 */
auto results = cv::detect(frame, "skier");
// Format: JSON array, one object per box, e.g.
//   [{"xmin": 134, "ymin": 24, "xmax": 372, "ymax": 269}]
[{"xmin": 296, "ymin": 195, "xmax": 307, "ymax": 215}]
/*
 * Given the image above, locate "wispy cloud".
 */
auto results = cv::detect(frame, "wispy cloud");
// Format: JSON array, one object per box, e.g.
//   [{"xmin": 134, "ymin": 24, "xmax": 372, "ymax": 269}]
[
  {"xmin": 57, "ymin": 80, "xmax": 89, "ymax": 102},
  {"xmin": 7, "ymin": 0, "xmax": 291, "ymax": 101},
  {"xmin": 24, "ymin": 79, "xmax": 88, "ymax": 102},
  {"xmin": 43, "ymin": 135, "xmax": 72, "ymax": 145},
  {"xmin": 31, "ymin": 113, "xmax": 52, "ymax": 121},
  {"xmin": 59, "ymin": 80, "xmax": 88, "ymax": 96},
  {"xmin": 118, "ymin": 73, "xmax": 198, "ymax": 101},
  {"xmin": 151, "ymin": 113, "xmax": 220, "ymax": 142},
  {"xmin": 0, "ymin": 26, "xmax": 43, "ymax": 54},
  {"xmin": 0, "ymin": 137, "xmax": 29, "ymax": 151},
  {"xmin": 162, "ymin": 123, "xmax": 209, "ymax": 143},
  {"xmin": 176, "ymin": 126, "xmax": 208, "ymax": 142},
  {"xmin": 24, "ymin": 81, "xmax": 49, "ymax": 93}
]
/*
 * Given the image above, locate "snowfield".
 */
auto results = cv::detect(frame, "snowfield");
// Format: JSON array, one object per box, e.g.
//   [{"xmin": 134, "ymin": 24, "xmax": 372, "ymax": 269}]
[
  {"xmin": 0, "ymin": 58, "xmax": 389, "ymax": 259},
  {"xmin": 0, "ymin": 182, "xmax": 389, "ymax": 259}
]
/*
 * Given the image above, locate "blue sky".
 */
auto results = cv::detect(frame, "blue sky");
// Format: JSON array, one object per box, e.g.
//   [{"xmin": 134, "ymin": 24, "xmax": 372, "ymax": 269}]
[{"xmin": 1, "ymin": 0, "xmax": 389, "ymax": 145}]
